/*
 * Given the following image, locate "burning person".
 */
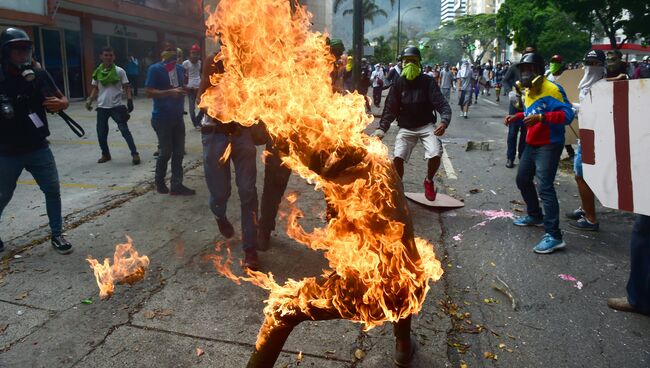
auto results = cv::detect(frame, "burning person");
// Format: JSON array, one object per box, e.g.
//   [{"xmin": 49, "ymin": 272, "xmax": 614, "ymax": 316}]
[
  {"xmin": 373, "ymin": 46, "xmax": 452, "ymax": 202},
  {"xmin": 200, "ymin": 1, "xmax": 444, "ymax": 366}
]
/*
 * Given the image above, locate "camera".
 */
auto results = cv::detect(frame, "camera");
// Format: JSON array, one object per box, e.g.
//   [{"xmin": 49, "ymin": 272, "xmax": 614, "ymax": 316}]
[{"xmin": 0, "ymin": 94, "xmax": 14, "ymax": 120}]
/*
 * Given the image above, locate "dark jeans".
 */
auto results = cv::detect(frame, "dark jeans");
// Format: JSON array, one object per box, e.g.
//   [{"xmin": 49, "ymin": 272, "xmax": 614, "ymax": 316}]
[
  {"xmin": 187, "ymin": 88, "xmax": 204, "ymax": 127},
  {"xmin": 372, "ymin": 86, "xmax": 383, "ymax": 106},
  {"xmin": 627, "ymin": 215, "xmax": 650, "ymax": 313},
  {"xmin": 96, "ymin": 107, "xmax": 139, "ymax": 156},
  {"xmin": 202, "ymin": 129, "xmax": 258, "ymax": 250},
  {"xmin": 506, "ymin": 103, "xmax": 526, "ymax": 161},
  {"xmin": 0, "ymin": 147, "xmax": 63, "ymax": 236},
  {"xmin": 516, "ymin": 143, "xmax": 564, "ymax": 239},
  {"xmin": 152, "ymin": 118, "xmax": 185, "ymax": 190},
  {"xmin": 259, "ymin": 140, "xmax": 292, "ymax": 236},
  {"xmin": 127, "ymin": 74, "xmax": 138, "ymax": 96}
]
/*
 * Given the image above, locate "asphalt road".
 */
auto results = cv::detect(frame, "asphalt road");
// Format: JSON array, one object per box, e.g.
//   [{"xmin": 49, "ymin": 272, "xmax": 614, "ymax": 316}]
[{"xmin": 0, "ymin": 92, "xmax": 648, "ymax": 368}]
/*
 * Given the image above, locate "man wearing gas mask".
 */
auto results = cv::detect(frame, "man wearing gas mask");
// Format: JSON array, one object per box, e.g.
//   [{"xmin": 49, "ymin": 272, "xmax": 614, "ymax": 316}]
[
  {"xmin": 0, "ymin": 28, "xmax": 72, "ymax": 254},
  {"xmin": 504, "ymin": 53, "xmax": 575, "ymax": 254},
  {"xmin": 373, "ymin": 47, "xmax": 452, "ymax": 202}
]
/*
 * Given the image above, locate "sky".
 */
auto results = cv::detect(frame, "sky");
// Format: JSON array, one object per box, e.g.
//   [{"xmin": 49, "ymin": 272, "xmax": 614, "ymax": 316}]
[{"xmin": 330, "ymin": 0, "xmax": 441, "ymax": 50}]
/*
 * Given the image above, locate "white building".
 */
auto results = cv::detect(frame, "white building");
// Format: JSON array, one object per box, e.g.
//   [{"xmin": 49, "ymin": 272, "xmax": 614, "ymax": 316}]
[
  {"xmin": 466, "ymin": 0, "xmax": 496, "ymax": 15},
  {"xmin": 441, "ymin": 0, "xmax": 467, "ymax": 24}
]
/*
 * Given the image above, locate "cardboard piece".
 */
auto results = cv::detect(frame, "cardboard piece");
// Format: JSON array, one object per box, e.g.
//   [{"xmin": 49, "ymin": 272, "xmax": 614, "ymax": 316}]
[
  {"xmin": 554, "ymin": 69, "xmax": 584, "ymax": 145},
  {"xmin": 405, "ymin": 192, "xmax": 465, "ymax": 209}
]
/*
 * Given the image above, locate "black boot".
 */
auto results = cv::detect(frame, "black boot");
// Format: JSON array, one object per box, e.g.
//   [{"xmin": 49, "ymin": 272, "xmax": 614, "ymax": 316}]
[{"xmin": 51, "ymin": 235, "xmax": 73, "ymax": 255}]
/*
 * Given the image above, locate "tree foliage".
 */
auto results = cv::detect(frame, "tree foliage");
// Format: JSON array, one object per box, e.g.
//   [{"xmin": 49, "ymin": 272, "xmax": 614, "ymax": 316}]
[
  {"xmin": 427, "ymin": 14, "xmax": 499, "ymax": 64},
  {"xmin": 497, "ymin": 0, "xmax": 591, "ymax": 62},
  {"xmin": 341, "ymin": 0, "xmax": 388, "ymax": 24},
  {"xmin": 543, "ymin": 0, "xmax": 649, "ymax": 49}
]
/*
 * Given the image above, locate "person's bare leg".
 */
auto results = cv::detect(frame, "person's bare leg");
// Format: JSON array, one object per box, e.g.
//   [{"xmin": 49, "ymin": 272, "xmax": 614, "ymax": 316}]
[
  {"xmin": 427, "ymin": 156, "xmax": 441, "ymax": 181},
  {"xmin": 576, "ymin": 176, "xmax": 597, "ymax": 223},
  {"xmin": 394, "ymin": 157, "xmax": 405, "ymax": 179}
]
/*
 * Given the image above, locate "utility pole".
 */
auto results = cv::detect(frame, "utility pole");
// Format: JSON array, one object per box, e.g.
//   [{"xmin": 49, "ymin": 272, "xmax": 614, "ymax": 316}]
[
  {"xmin": 396, "ymin": 0, "xmax": 401, "ymax": 59},
  {"xmin": 352, "ymin": 0, "xmax": 363, "ymax": 91}
]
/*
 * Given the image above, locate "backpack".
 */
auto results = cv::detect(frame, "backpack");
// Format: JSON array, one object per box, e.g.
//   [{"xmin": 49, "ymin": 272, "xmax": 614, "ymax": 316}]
[{"xmin": 639, "ymin": 64, "xmax": 650, "ymax": 79}]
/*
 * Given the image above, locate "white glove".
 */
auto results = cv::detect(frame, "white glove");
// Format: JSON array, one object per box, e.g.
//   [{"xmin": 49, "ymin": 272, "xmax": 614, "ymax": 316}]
[{"xmin": 372, "ymin": 129, "xmax": 385, "ymax": 139}]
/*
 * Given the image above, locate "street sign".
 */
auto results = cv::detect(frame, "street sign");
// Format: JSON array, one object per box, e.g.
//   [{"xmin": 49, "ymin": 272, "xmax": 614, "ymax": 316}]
[{"xmin": 579, "ymin": 79, "xmax": 650, "ymax": 216}]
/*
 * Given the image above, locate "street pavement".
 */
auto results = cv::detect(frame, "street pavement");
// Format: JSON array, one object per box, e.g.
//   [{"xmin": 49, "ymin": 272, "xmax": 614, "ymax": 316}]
[{"xmin": 0, "ymin": 92, "xmax": 648, "ymax": 368}]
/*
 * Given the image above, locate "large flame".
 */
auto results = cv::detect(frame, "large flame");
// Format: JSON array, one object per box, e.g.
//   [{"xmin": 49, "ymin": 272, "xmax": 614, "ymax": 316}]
[
  {"xmin": 87, "ymin": 236, "xmax": 150, "ymax": 300},
  {"xmin": 201, "ymin": 0, "xmax": 443, "ymax": 332}
]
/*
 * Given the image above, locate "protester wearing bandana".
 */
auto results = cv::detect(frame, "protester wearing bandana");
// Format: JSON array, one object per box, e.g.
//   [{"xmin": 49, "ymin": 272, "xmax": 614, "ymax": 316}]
[
  {"xmin": 144, "ymin": 41, "xmax": 195, "ymax": 196},
  {"xmin": 373, "ymin": 47, "xmax": 452, "ymax": 202}
]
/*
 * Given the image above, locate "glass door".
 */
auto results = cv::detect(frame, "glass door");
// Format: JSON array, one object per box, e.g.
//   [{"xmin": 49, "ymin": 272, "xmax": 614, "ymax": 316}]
[{"xmin": 39, "ymin": 28, "xmax": 85, "ymax": 99}]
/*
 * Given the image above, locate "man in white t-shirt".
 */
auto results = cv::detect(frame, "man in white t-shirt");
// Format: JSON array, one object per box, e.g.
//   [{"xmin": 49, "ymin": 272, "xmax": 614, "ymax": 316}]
[
  {"xmin": 183, "ymin": 44, "xmax": 203, "ymax": 128},
  {"xmin": 86, "ymin": 46, "xmax": 139, "ymax": 165}
]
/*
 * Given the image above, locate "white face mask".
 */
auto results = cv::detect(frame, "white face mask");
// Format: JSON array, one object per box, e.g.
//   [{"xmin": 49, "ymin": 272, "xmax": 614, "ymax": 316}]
[{"xmin": 578, "ymin": 65, "xmax": 606, "ymax": 100}]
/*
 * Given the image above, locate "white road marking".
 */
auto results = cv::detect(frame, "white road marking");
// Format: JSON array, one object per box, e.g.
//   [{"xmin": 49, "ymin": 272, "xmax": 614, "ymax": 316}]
[
  {"xmin": 442, "ymin": 145, "xmax": 457, "ymax": 180},
  {"xmin": 482, "ymin": 99, "xmax": 499, "ymax": 106}
]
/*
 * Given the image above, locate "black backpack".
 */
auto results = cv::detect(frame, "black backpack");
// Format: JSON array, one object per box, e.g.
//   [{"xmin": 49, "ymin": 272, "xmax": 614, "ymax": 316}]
[{"xmin": 638, "ymin": 64, "xmax": 650, "ymax": 79}]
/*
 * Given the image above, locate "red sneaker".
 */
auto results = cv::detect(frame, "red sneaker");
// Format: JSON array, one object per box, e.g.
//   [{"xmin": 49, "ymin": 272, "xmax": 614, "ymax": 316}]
[{"xmin": 424, "ymin": 179, "xmax": 436, "ymax": 201}]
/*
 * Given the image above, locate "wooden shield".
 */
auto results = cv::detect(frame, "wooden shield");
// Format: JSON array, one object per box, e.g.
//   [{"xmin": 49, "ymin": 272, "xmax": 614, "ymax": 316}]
[
  {"xmin": 579, "ymin": 79, "xmax": 650, "ymax": 216},
  {"xmin": 554, "ymin": 69, "xmax": 584, "ymax": 145}
]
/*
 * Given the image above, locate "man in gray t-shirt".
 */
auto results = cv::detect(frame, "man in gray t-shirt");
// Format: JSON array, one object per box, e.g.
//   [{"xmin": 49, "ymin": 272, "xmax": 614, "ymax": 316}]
[
  {"xmin": 439, "ymin": 63, "xmax": 453, "ymax": 101},
  {"xmin": 457, "ymin": 61, "xmax": 473, "ymax": 118}
]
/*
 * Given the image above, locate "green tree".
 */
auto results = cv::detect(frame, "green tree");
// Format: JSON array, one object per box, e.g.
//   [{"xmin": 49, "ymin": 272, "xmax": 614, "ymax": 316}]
[
  {"xmin": 341, "ymin": 0, "xmax": 387, "ymax": 24},
  {"xmin": 371, "ymin": 35, "xmax": 394, "ymax": 63},
  {"xmin": 427, "ymin": 14, "xmax": 499, "ymax": 64},
  {"xmin": 333, "ymin": 0, "xmax": 395, "ymax": 14},
  {"xmin": 543, "ymin": 0, "xmax": 649, "ymax": 49},
  {"xmin": 497, "ymin": 0, "xmax": 590, "ymax": 62}
]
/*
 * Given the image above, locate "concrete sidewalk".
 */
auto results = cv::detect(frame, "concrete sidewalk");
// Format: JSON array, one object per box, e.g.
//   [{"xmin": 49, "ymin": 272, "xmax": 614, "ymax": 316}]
[{"xmin": 0, "ymin": 101, "xmax": 452, "ymax": 367}]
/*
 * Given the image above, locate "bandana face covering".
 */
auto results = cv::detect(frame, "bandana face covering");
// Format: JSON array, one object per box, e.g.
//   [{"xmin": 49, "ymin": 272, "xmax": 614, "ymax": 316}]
[
  {"xmin": 549, "ymin": 62, "xmax": 561, "ymax": 75},
  {"xmin": 401, "ymin": 62, "xmax": 421, "ymax": 81}
]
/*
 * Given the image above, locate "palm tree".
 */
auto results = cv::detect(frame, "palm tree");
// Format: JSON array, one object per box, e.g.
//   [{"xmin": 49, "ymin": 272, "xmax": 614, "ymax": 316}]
[
  {"xmin": 334, "ymin": 0, "xmax": 396, "ymax": 15},
  {"xmin": 342, "ymin": 0, "xmax": 391, "ymax": 24}
]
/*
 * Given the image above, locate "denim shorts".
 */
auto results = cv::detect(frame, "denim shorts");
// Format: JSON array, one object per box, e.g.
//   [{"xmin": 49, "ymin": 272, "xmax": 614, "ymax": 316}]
[{"xmin": 574, "ymin": 143, "xmax": 583, "ymax": 177}]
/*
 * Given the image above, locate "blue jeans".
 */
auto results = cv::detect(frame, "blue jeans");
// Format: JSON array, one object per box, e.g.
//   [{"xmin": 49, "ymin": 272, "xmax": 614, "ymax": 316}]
[
  {"xmin": 627, "ymin": 215, "xmax": 650, "ymax": 314},
  {"xmin": 187, "ymin": 89, "xmax": 204, "ymax": 127},
  {"xmin": 507, "ymin": 103, "xmax": 526, "ymax": 161},
  {"xmin": 202, "ymin": 129, "xmax": 258, "ymax": 250},
  {"xmin": 96, "ymin": 107, "xmax": 139, "ymax": 156},
  {"xmin": 516, "ymin": 143, "xmax": 564, "ymax": 239},
  {"xmin": 0, "ymin": 147, "xmax": 63, "ymax": 236}
]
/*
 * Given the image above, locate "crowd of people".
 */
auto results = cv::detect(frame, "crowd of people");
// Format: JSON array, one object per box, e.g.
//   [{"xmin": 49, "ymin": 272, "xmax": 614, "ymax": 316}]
[{"xmin": 0, "ymin": 24, "xmax": 648, "ymax": 330}]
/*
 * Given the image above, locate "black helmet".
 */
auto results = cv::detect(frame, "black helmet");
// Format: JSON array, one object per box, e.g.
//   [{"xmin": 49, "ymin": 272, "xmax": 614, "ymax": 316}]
[
  {"xmin": 518, "ymin": 52, "xmax": 545, "ymax": 75},
  {"xmin": 0, "ymin": 28, "xmax": 33, "ymax": 51},
  {"xmin": 584, "ymin": 49, "xmax": 606, "ymax": 64},
  {"xmin": 401, "ymin": 46, "xmax": 421, "ymax": 61}
]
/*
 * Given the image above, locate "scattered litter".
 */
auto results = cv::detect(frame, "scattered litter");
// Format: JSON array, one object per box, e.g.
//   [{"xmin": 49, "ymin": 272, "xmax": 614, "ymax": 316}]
[
  {"xmin": 469, "ymin": 188, "xmax": 482, "ymax": 194},
  {"xmin": 490, "ymin": 190, "xmax": 497, "ymax": 195},
  {"xmin": 483, "ymin": 351, "xmax": 498, "ymax": 360},
  {"xmin": 472, "ymin": 221, "xmax": 488, "ymax": 228},
  {"xmin": 460, "ymin": 361, "xmax": 469, "ymax": 368},
  {"xmin": 14, "ymin": 292, "xmax": 28, "ymax": 301},
  {"xmin": 453, "ymin": 234, "xmax": 463, "ymax": 242},
  {"xmin": 16, "ymin": 310, "xmax": 24, "ymax": 316},
  {"xmin": 558, "ymin": 274, "xmax": 584, "ymax": 289},
  {"xmin": 492, "ymin": 276, "xmax": 518, "ymax": 311},
  {"xmin": 483, "ymin": 298, "xmax": 500, "ymax": 304},
  {"xmin": 549, "ymin": 293, "xmax": 554, "ymax": 299},
  {"xmin": 81, "ymin": 298, "xmax": 93, "ymax": 305},
  {"xmin": 13, "ymin": 255, "xmax": 22, "ymax": 259},
  {"xmin": 296, "ymin": 351, "xmax": 304, "ymax": 362},
  {"xmin": 0, "ymin": 324, "xmax": 8, "ymax": 334},
  {"xmin": 490, "ymin": 262, "xmax": 496, "ymax": 267},
  {"xmin": 196, "ymin": 347, "xmax": 205, "ymax": 357},
  {"xmin": 509, "ymin": 199, "xmax": 525, "ymax": 205},
  {"xmin": 354, "ymin": 349, "xmax": 366, "ymax": 360},
  {"xmin": 466, "ymin": 141, "xmax": 490, "ymax": 151},
  {"xmin": 143, "ymin": 310, "xmax": 156, "ymax": 319},
  {"xmin": 471, "ymin": 209, "xmax": 515, "ymax": 220}
]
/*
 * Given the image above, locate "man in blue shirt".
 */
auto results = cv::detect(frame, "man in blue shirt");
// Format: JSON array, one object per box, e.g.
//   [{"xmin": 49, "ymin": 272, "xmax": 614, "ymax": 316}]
[{"xmin": 145, "ymin": 41, "xmax": 195, "ymax": 195}]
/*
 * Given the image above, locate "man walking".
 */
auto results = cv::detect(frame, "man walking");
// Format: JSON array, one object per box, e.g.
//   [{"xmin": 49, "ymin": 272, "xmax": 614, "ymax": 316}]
[
  {"xmin": 125, "ymin": 55, "xmax": 140, "ymax": 97},
  {"xmin": 457, "ymin": 61, "xmax": 473, "ymax": 119},
  {"xmin": 505, "ymin": 52, "xmax": 575, "ymax": 254},
  {"xmin": 439, "ymin": 62, "xmax": 453, "ymax": 102},
  {"xmin": 0, "ymin": 28, "xmax": 73, "ymax": 254},
  {"xmin": 86, "ymin": 46, "xmax": 140, "ymax": 165},
  {"xmin": 199, "ymin": 52, "xmax": 260, "ymax": 270},
  {"xmin": 373, "ymin": 47, "xmax": 452, "ymax": 201},
  {"xmin": 183, "ymin": 44, "xmax": 203, "ymax": 129},
  {"xmin": 145, "ymin": 41, "xmax": 195, "ymax": 195},
  {"xmin": 370, "ymin": 63, "xmax": 384, "ymax": 107}
]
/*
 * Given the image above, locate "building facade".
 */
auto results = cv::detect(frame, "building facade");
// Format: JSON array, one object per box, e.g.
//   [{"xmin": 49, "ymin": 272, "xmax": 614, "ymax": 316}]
[
  {"xmin": 441, "ymin": 0, "xmax": 467, "ymax": 24},
  {"xmin": 0, "ymin": 0, "xmax": 204, "ymax": 99}
]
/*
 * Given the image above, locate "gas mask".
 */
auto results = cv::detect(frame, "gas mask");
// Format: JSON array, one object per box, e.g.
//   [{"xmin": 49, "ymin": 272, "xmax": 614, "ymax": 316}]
[
  {"xmin": 5, "ymin": 45, "xmax": 35, "ymax": 82},
  {"xmin": 520, "ymin": 71, "xmax": 543, "ymax": 90}
]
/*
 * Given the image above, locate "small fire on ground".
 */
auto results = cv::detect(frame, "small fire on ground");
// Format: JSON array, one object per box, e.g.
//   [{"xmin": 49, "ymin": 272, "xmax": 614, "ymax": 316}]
[{"xmin": 87, "ymin": 236, "xmax": 150, "ymax": 300}]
